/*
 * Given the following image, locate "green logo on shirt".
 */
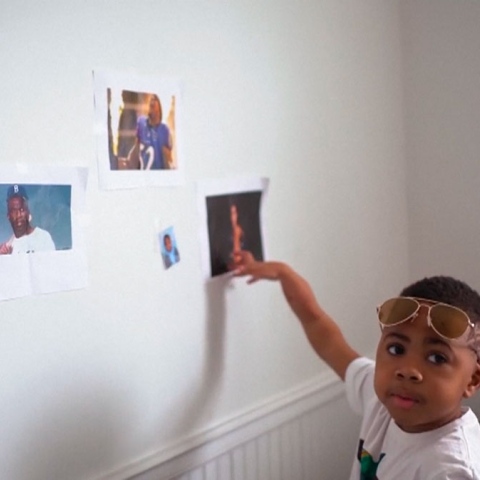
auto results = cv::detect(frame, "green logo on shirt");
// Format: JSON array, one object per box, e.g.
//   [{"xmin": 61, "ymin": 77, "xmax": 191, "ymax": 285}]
[{"xmin": 357, "ymin": 439, "xmax": 385, "ymax": 480}]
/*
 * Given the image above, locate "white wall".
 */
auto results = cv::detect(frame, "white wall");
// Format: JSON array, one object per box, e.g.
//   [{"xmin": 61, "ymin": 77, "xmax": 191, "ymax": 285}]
[
  {"xmin": 1, "ymin": 1, "xmax": 409, "ymax": 479},
  {"xmin": 401, "ymin": 0, "xmax": 480, "ymax": 417},
  {"xmin": 402, "ymin": 0, "xmax": 480, "ymax": 285}
]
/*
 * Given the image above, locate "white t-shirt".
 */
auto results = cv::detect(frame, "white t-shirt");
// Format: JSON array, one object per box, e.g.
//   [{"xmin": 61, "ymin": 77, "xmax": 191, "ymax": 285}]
[
  {"xmin": 10, "ymin": 227, "xmax": 55, "ymax": 254},
  {"xmin": 345, "ymin": 357, "xmax": 480, "ymax": 480}
]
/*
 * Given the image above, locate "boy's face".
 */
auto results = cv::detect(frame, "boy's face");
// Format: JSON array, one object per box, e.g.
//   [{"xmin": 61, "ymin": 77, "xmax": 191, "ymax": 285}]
[
  {"xmin": 374, "ymin": 301, "xmax": 480, "ymax": 433},
  {"xmin": 164, "ymin": 235, "xmax": 172, "ymax": 252}
]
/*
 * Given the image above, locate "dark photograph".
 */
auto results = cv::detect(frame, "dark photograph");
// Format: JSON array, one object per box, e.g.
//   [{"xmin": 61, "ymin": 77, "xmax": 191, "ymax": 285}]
[{"xmin": 206, "ymin": 191, "xmax": 264, "ymax": 277}]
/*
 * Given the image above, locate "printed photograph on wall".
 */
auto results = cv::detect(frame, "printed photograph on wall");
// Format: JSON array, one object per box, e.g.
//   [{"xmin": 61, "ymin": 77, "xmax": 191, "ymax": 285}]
[
  {"xmin": 159, "ymin": 226, "xmax": 180, "ymax": 270},
  {"xmin": 0, "ymin": 165, "xmax": 88, "ymax": 301},
  {"xmin": 93, "ymin": 70, "xmax": 184, "ymax": 189},
  {"xmin": 197, "ymin": 177, "xmax": 269, "ymax": 279},
  {"xmin": 107, "ymin": 90, "xmax": 177, "ymax": 172},
  {"xmin": 0, "ymin": 183, "xmax": 72, "ymax": 254}
]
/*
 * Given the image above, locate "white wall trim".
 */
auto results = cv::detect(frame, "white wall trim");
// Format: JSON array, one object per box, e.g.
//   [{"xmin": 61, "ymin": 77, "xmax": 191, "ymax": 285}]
[{"xmin": 98, "ymin": 371, "xmax": 345, "ymax": 480}]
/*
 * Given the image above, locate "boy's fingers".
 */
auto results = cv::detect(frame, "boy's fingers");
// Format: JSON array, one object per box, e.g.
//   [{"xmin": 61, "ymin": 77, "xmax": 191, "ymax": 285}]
[
  {"xmin": 232, "ymin": 267, "xmax": 244, "ymax": 276},
  {"xmin": 237, "ymin": 250, "xmax": 254, "ymax": 262},
  {"xmin": 232, "ymin": 252, "xmax": 244, "ymax": 264}
]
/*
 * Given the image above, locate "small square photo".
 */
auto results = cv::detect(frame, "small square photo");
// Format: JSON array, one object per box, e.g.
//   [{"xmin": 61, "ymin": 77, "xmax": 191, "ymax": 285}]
[{"xmin": 159, "ymin": 226, "xmax": 180, "ymax": 270}]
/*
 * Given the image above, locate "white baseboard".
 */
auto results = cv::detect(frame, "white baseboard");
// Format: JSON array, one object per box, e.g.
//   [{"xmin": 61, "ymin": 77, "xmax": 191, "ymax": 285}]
[{"xmin": 98, "ymin": 370, "xmax": 345, "ymax": 480}]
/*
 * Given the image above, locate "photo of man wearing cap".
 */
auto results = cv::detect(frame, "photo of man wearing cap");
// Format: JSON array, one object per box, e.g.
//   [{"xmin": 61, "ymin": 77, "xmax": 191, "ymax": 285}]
[{"xmin": 0, "ymin": 184, "xmax": 56, "ymax": 255}]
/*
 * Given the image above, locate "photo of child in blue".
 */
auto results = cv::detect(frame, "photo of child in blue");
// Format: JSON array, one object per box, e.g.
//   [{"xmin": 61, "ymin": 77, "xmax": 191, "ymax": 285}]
[
  {"xmin": 128, "ymin": 94, "xmax": 172, "ymax": 170},
  {"xmin": 161, "ymin": 230, "xmax": 180, "ymax": 269}
]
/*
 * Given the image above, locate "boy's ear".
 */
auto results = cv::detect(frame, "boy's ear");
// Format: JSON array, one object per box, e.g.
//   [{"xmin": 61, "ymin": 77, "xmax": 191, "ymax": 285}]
[{"xmin": 463, "ymin": 362, "xmax": 480, "ymax": 399}]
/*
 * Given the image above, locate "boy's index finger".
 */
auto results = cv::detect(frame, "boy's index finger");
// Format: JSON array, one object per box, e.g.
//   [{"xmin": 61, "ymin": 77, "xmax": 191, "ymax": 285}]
[{"xmin": 233, "ymin": 250, "xmax": 253, "ymax": 265}]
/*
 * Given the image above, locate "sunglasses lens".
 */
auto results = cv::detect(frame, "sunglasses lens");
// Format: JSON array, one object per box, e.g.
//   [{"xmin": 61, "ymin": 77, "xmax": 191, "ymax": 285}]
[
  {"xmin": 379, "ymin": 298, "xmax": 418, "ymax": 326},
  {"xmin": 430, "ymin": 304, "xmax": 469, "ymax": 338}
]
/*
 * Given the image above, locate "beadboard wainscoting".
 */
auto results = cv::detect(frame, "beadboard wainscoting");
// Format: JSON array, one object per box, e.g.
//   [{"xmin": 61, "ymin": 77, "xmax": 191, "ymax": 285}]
[{"xmin": 100, "ymin": 372, "xmax": 361, "ymax": 480}]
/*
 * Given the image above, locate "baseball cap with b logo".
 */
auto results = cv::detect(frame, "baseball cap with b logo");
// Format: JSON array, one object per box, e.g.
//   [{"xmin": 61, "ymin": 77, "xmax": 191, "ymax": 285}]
[{"xmin": 6, "ymin": 184, "xmax": 28, "ymax": 202}]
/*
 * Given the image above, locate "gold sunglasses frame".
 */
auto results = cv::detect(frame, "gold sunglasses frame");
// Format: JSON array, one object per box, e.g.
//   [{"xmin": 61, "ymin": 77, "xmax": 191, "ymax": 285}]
[{"xmin": 376, "ymin": 296, "xmax": 475, "ymax": 341}]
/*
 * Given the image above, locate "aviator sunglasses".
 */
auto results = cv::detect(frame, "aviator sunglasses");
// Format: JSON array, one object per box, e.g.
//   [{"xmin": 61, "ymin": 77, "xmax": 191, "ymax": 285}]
[{"xmin": 377, "ymin": 297, "xmax": 475, "ymax": 341}]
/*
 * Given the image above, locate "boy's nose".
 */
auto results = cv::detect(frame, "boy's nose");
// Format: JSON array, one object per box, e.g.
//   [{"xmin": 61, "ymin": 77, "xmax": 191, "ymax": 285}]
[{"xmin": 395, "ymin": 366, "xmax": 423, "ymax": 383}]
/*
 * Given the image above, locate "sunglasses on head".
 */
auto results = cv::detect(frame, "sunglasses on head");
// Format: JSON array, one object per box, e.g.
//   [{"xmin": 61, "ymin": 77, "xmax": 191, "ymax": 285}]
[{"xmin": 377, "ymin": 296, "xmax": 475, "ymax": 341}]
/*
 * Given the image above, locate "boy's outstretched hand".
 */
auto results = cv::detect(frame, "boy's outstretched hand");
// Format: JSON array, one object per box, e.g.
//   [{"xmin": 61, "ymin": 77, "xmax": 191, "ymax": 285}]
[
  {"xmin": 232, "ymin": 251, "xmax": 286, "ymax": 284},
  {"xmin": 233, "ymin": 250, "xmax": 359, "ymax": 380}
]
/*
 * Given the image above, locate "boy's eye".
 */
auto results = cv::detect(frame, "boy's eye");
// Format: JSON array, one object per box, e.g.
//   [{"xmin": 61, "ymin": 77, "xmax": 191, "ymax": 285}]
[
  {"xmin": 427, "ymin": 353, "xmax": 448, "ymax": 365},
  {"xmin": 387, "ymin": 344, "xmax": 405, "ymax": 356}
]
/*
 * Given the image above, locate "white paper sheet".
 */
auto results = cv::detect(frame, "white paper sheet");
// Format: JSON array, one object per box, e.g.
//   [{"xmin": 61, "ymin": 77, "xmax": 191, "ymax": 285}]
[
  {"xmin": 0, "ymin": 165, "xmax": 88, "ymax": 301},
  {"xmin": 93, "ymin": 69, "xmax": 185, "ymax": 190}
]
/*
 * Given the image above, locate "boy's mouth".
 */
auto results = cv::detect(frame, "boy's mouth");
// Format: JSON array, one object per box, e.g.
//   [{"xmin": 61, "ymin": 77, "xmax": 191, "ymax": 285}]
[{"xmin": 389, "ymin": 392, "xmax": 419, "ymax": 409}]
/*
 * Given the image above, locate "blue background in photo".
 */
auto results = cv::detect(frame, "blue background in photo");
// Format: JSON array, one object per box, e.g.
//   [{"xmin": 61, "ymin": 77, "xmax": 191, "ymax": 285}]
[
  {"xmin": 159, "ymin": 226, "xmax": 178, "ymax": 256},
  {"xmin": 0, "ymin": 184, "xmax": 72, "ymax": 251}
]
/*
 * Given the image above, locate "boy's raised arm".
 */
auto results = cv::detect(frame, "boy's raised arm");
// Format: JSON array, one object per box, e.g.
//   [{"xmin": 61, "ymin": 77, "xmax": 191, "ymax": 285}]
[{"xmin": 233, "ymin": 251, "xmax": 359, "ymax": 380}]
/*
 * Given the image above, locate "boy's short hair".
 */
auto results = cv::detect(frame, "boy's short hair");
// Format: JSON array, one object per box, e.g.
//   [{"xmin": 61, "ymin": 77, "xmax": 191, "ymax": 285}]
[{"xmin": 400, "ymin": 275, "xmax": 480, "ymax": 326}]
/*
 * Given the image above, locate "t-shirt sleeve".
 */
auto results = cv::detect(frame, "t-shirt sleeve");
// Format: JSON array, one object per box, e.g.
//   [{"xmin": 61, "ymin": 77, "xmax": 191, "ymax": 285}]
[{"xmin": 345, "ymin": 357, "xmax": 376, "ymax": 416}]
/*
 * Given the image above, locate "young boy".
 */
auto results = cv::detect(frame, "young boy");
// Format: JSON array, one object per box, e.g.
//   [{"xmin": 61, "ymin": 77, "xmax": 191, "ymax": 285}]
[{"xmin": 233, "ymin": 252, "xmax": 480, "ymax": 479}]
